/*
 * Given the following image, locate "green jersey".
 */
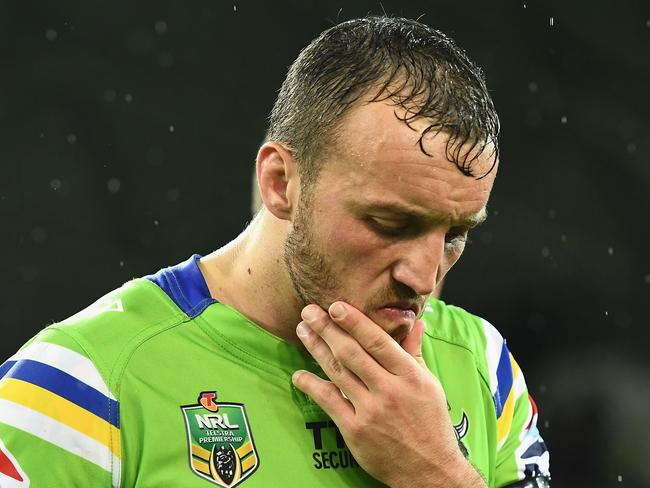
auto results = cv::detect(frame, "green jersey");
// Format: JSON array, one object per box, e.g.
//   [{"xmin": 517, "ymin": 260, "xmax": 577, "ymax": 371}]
[{"xmin": 0, "ymin": 255, "xmax": 549, "ymax": 487}]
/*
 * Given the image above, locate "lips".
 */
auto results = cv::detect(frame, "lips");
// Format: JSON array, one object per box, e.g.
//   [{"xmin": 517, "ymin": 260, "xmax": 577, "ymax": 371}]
[{"xmin": 381, "ymin": 301, "xmax": 421, "ymax": 317}]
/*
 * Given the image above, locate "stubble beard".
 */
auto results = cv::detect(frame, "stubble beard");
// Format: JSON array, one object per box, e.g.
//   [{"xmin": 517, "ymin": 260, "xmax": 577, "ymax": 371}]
[
  {"xmin": 283, "ymin": 198, "xmax": 340, "ymax": 310},
  {"xmin": 282, "ymin": 199, "xmax": 426, "ymax": 333}
]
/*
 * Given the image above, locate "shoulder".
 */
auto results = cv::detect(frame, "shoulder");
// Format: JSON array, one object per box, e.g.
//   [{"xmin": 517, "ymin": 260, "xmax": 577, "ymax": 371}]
[
  {"xmin": 51, "ymin": 278, "xmax": 186, "ymax": 387},
  {"xmin": 420, "ymin": 298, "xmax": 521, "ymax": 408}
]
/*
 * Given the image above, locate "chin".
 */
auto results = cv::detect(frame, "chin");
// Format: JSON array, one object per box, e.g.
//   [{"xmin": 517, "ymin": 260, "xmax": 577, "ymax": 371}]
[{"xmin": 368, "ymin": 312, "xmax": 412, "ymax": 342}]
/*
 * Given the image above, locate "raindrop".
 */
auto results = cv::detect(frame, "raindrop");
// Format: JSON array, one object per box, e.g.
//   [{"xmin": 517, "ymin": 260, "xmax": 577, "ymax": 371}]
[
  {"xmin": 645, "ymin": 274, "xmax": 650, "ymax": 284},
  {"xmin": 119, "ymin": 260, "xmax": 125, "ymax": 267},
  {"xmin": 547, "ymin": 208, "xmax": 556, "ymax": 219},
  {"xmin": 541, "ymin": 247, "xmax": 550, "ymax": 258},
  {"xmin": 30, "ymin": 227, "xmax": 47, "ymax": 243},
  {"xmin": 523, "ymin": 3, "xmax": 526, "ymax": 8},
  {"xmin": 234, "ymin": 5, "xmax": 237, "ymax": 11},
  {"xmin": 39, "ymin": 132, "xmax": 45, "ymax": 138},
  {"xmin": 605, "ymin": 311, "xmax": 608, "ymax": 316},
  {"xmin": 528, "ymin": 82, "xmax": 538, "ymax": 93},
  {"xmin": 154, "ymin": 20, "xmax": 168, "ymax": 35},
  {"xmin": 618, "ymin": 475, "xmax": 623, "ymax": 482},
  {"xmin": 104, "ymin": 88, "xmax": 117, "ymax": 102},
  {"xmin": 539, "ymin": 384, "xmax": 547, "ymax": 393},
  {"xmin": 125, "ymin": 93, "xmax": 133, "ymax": 103},
  {"xmin": 549, "ymin": 17, "xmax": 554, "ymax": 27},
  {"xmin": 167, "ymin": 188, "xmax": 180, "ymax": 202},
  {"xmin": 45, "ymin": 29, "xmax": 58, "ymax": 41},
  {"xmin": 646, "ymin": 20, "xmax": 650, "ymax": 27},
  {"xmin": 560, "ymin": 116, "xmax": 567, "ymax": 124},
  {"xmin": 169, "ymin": 125, "xmax": 175, "ymax": 133},
  {"xmin": 493, "ymin": 209, "xmax": 499, "ymax": 216},
  {"xmin": 544, "ymin": 420, "xmax": 550, "ymax": 428},
  {"xmin": 153, "ymin": 220, "xmax": 159, "ymax": 226},
  {"xmin": 50, "ymin": 178, "xmax": 62, "ymax": 191},
  {"xmin": 560, "ymin": 234, "xmax": 567, "ymax": 243},
  {"xmin": 107, "ymin": 178, "xmax": 121, "ymax": 193},
  {"xmin": 607, "ymin": 247, "xmax": 614, "ymax": 256},
  {"xmin": 66, "ymin": 133, "xmax": 77, "ymax": 144},
  {"xmin": 626, "ymin": 143, "xmax": 636, "ymax": 153}
]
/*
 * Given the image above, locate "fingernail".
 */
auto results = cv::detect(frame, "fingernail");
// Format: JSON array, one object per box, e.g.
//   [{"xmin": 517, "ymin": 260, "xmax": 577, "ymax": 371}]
[
  {"xmin": 302, "ymin": 306, "xmax": 318, "ymax": 322},
  {"xmin": 330, "ymin": 302, "xmax": 346, "ymax": 320},
  {"xmin": 292, "ymin": 370, "xmax": 303, "ymax": 384},
  {"xmin": 296, "ymin": 322, "xmax": 310, "ymax": 339}
]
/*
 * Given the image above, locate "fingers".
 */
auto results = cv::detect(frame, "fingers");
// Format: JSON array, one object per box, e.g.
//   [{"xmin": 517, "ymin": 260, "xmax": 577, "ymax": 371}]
[
  {"xmin": 291, "ymin": 370, "xmax": 354, "ymax": 428},
  {"xmin": 326, "ymin": 301, "xmax": 417, "ymax": 376},
  {"xmin": 296, "ymin": 320, "xmax": 368, "ymax": 402},
  {"xmin": 399, "ymin": 319, "xmax": 426, "ymax": 367},
  {"xmin": 301, "ymin": 305, "xmax": 383, "ymax": 388}
]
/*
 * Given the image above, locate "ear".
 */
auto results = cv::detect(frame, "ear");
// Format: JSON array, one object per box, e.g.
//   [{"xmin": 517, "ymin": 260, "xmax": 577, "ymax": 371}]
[{"xmin": 256, "ymin": 142, "xmax": 301, "ymax": 221}]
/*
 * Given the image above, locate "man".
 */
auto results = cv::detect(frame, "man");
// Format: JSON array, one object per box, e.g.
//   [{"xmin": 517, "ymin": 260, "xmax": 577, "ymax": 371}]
[{"xmin": 0, "ymin": 16, "xmax": 549, "ymax": 488}]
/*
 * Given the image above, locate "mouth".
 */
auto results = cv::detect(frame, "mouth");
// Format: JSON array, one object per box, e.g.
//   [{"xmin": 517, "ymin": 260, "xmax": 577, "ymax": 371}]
[
  {"xmin": 381, "ymin": 301, "xmax": 421, "ymax": 317},
  {"xmin": 374, "ymin": 301, "xmax": 421, "ymax": 338}
]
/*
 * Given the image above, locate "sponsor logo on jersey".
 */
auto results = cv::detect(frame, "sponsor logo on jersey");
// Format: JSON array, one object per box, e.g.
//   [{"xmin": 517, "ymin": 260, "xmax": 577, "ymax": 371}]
[
  {"xmin": 305, "ymin": 421, "xmax": 360, "ymax": 470},
  {"xmin": 181, "ymin": 391, "xmax": 259, "ymax": 487},
  {"xmin": 452, "ymin": 411, "xmax": 470, "ymax": 457},
  {"xmin": 0, "ymin": 440, "xmax": 29, "ymax": 487}
]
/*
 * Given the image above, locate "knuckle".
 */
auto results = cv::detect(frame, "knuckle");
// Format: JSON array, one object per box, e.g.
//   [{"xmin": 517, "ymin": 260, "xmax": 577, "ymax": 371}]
[
  {"xmin": 365, "ymin": 335, "xmax": 387, "ymax": 356},
  {"xmin": 326, "ymin": 356, "xmax": 344, "ymax": 377}
]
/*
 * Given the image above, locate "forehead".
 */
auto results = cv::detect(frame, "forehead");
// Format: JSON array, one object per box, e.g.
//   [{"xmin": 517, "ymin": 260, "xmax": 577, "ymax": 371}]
[{"xmin": 318, "ymin": 100, "xmax": 498, "ymax": 223}]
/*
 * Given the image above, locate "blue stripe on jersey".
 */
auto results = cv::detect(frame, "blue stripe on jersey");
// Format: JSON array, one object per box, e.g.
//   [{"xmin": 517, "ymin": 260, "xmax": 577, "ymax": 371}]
[
  {"xmin": 0, "ymin": 360, "xmax": 12, "ymax": 379},
  {"xmin": 0, "ymin": 359, "xmax": 120, "ymax": 428},
  {"xmin": 145, "ymin": 254, "xmax": 216, "ymax": 319},
  {"xmin": 494, "ymin": 341, "xmax": 513, "ymax": 418}
]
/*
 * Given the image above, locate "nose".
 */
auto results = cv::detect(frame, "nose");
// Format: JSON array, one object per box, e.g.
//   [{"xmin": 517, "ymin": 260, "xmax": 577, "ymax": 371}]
[{"xmin": 390, "ymin": 230, "xmax": 446, "ymax": 296}]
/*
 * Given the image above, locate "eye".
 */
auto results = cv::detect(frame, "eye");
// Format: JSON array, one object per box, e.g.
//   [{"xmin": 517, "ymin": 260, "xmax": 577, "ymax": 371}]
[
  {"xmin": 445, "ymin": 228, "xmax": 470, "ymax": 249},
  {"xmin": 366, "ymin": 217, "xmax": 412, "ymax": 236}
]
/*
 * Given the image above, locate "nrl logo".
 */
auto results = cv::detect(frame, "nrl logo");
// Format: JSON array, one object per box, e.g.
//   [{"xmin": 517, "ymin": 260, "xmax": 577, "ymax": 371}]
[{"xmin": 181, "ymin": 391, "xmax": 259, "ymax": 487}]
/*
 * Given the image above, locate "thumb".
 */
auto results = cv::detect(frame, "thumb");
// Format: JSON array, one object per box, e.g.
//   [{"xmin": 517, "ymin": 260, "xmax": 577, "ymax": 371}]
[{"xmin": 400, "ymin": 319, "xmax": 426, "ymax": 365}]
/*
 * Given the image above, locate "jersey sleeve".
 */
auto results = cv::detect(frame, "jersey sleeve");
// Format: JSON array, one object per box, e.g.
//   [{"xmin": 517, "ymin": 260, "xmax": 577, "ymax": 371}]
[
  {"xmin": 481, "ymin": 319, "xmax": 551, "ymax": 488},
  {"xmin": 0, "ymin": 327, "xmax": 121, "ymax": 487}
]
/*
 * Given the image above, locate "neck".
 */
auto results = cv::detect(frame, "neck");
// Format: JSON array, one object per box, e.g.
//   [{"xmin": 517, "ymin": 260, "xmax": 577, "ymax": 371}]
[{"xmin": 198, "ymin": 209, "xmax": 304, "ymax": 345}]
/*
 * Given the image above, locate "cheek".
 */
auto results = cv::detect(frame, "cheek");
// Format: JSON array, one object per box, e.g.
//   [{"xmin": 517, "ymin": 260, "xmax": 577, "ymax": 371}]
[{"xmin": 324, "ymin": 217, "xmax": 395, "ymax": 274}]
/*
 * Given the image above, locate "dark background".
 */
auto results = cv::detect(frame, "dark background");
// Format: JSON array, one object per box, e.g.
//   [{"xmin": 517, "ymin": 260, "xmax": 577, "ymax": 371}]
[{"xmin": 1, "ymin": 1, "xmax": 648, "ymax": 486}]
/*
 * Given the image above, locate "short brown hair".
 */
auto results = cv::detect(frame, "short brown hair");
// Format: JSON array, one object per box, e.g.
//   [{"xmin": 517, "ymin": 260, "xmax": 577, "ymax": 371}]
[{"xmin": 267, "ymin": 16, "xmax": 500, "ymax": 188}]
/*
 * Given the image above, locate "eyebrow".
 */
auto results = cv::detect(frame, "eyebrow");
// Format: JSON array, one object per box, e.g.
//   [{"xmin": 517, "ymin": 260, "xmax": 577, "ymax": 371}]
[{"xmin": 352, "ymin": 201, "xmax": 488, "ymax": 229}]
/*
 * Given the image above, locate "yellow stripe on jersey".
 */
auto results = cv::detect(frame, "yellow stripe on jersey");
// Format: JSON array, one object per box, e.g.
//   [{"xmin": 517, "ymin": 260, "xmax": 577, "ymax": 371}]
[
  {"xmin": 496, "ymin": 353, "xmax": 523, "ymax": 447},
  {"xmin": 192, "ymin": 443, "xmax": 211, "ymax": 460},
  {"xmin": 0, "ymin": 377, "xmax": 120, "ymax": 457},
  {"xmin": 192, "ymin": 458, "xmax": 211, "ymax": 475},
  {"xmin": 241, "ymin": 454, "xmax": 257, "ymax": 473}
]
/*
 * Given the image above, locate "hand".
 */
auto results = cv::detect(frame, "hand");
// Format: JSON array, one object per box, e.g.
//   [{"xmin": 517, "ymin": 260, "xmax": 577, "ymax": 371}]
[{"xmin": 292, "ymin": 301, "xmax": 486, "ymax": 488}]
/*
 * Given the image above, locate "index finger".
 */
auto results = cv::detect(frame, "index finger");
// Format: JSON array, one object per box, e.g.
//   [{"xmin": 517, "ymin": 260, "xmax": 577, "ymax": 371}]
[{"xmin": 327, "ymin": 301, "xmax": 417, "ymax": 376}]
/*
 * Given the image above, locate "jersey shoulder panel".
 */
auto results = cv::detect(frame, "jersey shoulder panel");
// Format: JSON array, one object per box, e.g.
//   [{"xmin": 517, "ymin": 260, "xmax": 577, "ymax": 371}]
[
  {"xmin": 475, "ymin": 319, "xmax": 551, "ymax": 486},
  {"xmin": 0, "ymin": 258, "xmax": 203, "ymax": 487},
  {"xmin": 53, "ymin": 277, "xmax": 187, "ymax": 392},
  {"xmin": 421, "ymin": 298, "xmax": 491, "ymax": 383},
  {"xmin": 1, "ymin": 326, "xmax": 122, "ymax": 486}
]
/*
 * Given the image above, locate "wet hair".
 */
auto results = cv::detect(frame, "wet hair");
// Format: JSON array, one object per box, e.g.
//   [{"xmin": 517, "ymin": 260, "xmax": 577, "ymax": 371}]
[{"xmin": 267, "ymin": 15, "xmax": 500, "ymax": 188}]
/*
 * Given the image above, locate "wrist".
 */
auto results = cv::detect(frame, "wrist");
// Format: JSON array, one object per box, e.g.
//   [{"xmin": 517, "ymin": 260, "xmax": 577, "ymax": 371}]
[{"xmin": 392, "ymin": 454, "xmax": 487, "ymax": 488}]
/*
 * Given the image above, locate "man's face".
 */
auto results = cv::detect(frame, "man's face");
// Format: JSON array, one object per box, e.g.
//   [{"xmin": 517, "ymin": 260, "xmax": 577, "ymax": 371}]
[{"xmin": 283, "ymin": 99, "xmax": 497, "ymax": 342}]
